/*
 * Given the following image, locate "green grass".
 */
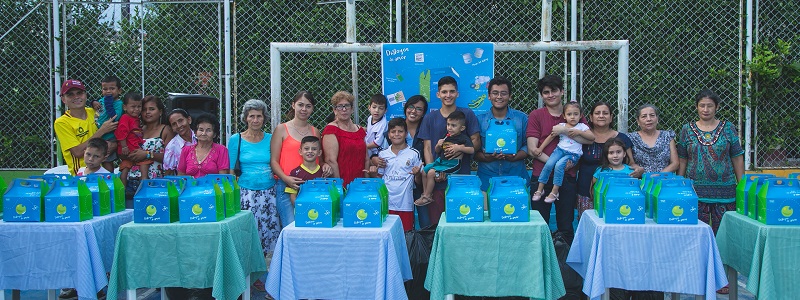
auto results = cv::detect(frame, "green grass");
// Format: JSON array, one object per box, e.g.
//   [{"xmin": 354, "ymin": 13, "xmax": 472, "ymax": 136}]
[{"xmin": 0, "ymin": 170, "xmax": 47, "ymax": 185}]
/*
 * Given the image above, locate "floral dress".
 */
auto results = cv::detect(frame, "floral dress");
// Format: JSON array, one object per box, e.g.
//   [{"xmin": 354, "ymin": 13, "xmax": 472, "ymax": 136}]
[{"xmin": 629, "ymin": 130, "xmax": 675, "ymax": 173}]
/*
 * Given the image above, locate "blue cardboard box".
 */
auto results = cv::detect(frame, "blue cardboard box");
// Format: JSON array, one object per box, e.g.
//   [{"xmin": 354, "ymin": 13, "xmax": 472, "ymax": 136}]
[
  {"xmin": 202, "ymin": 174, "xmax": 241, "ymax": 217},
  {"xmin": 30, "ymin": 174, "xmax": 71, "ymax": 187},
  {"xmin": 652, "ymin": 178, "xmax": 698, "ymax": 224},
  {"xmin": 594, "ymin": 173, "xmax": 630, "ymax": 218},
  {"xmin": 179, "ymin": 177, "xmax": 225, "ymax": 223},
  {"xmin": 487, "ymin": 176, "xmax": 529, "ymax": 222},
  {"xmin": 445, "ymin": 175, "xmax": 484, "ymax": 222},
  {"xmin": 82, "ymin": 174, "xmax": 125, "ymax": 213},
  {"xmin": 3, "ymin": 179, "xmax": 48, "ymax": 222},
  {"xmin": 736, "ymin": 174, "xmax": 775, "ymax": 217},
  {"xmin": 484, "ymin": 119, "xmax": 518, "ymax": 154},
  {"xmin": 134, "ymin": 179, "xmax": 180, "ymax": 223},
  {"xmin": 641, "ymin": 172, "xmax": 678, "ymax": 218},
  {"xmin": 44, "ymin": 178, "xmax": 93, "ymax": 222},
  {"xmin": 308, "ymin": 178, "xmax": 345, "ymax": 214},
  {"xmin": 757, "ymin": 178, "xmax": 800, "ymax": 225},
  {"xmin": 343, "ymin": 180, "xmax": 386, "ymax": 227},
  {"xmin": 295, "ymin": 180, "xmax": 341, "ymax": 227},
  {"xmin": 747, "ymin": 176, "xmax": 774, "ymax": 220},
  {"xmin": 79, "ymin": 175, "xmax": 112, "ymax": 216},
  {"xmin": 603, "ymin": 178, "xmax": 645, "ymax": 224},
  {"xmin": 163, "ymin": 175, "xmax": 196, "ymax": 192},
  {"xmin": 350, "ymin": 178, "xmax": 389, "ymax": 218}
]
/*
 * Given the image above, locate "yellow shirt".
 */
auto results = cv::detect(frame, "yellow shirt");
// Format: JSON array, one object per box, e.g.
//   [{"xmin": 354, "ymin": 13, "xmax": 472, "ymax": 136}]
[{"xmin": 54, "ymin": 108, "xmax": 98, "ymax": 175}]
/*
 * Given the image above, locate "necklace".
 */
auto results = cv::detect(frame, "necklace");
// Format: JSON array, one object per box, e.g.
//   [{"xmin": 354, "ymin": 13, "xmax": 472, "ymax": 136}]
[
  {"xmin": 690, "ymin": 121, "xmax": 724, "ymax": 146},
  {"xmin": 290, "ymin": 120, "xmax": 311, "ymax": 136}
]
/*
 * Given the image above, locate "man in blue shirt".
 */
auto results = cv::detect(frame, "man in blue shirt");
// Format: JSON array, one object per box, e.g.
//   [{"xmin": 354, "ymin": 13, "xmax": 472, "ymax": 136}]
[{"xmin": 475, "ymin": 77, "xmax": 529, "ymax": 191}]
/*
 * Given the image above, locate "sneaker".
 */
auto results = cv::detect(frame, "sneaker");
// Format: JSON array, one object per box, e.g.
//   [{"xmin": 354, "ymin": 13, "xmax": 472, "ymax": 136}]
[{"xmin": 59, "ymin": 289, "xmax": 78, "ymax": 300}]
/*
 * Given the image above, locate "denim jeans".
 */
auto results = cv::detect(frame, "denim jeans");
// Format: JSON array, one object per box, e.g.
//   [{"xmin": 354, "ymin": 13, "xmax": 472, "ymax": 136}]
[
  {"xmin": 274, "ymin": 180, "xmax": 295, "ymax": 228},
  {"xmin": 538, "ymin": 147, "xmax": 580, "ymax": 187}
]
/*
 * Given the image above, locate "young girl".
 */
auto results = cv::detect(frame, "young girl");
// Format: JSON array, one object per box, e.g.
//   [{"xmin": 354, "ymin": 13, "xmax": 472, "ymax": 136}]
[
  {"xmin": 591, "ymin": 137, "xmax": 634, "ymax": 193},
  {"xmin": 532, "ymin": 101, "xmax": 594, "ymax": 203}
]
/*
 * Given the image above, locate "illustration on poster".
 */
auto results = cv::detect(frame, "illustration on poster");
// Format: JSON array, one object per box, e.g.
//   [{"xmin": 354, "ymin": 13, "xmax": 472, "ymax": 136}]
[
  {"xmin": 471, "ymin": 76, "xmax": 490, "ymax": 90},
  {"xmin": 387, "ymin": 91, "xmax": 406, "ymax": 106}
]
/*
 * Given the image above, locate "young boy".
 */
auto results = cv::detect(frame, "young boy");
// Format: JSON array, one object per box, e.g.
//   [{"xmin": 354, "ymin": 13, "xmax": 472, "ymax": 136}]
[
  {"xmin": 285, "ymin": 136, "xmax": 324, "ymax": 204},
  {"xmin": 365, "ymin": 94, "xmax": 388, "ymax": 156},
  {"xmin": 77, "ymin": 138, "xmax": 111, "ymax": 176},
  {"xmin": 115, "ymin": 92, "xmax": 152, "ymax": 186},
  {"xmin": 92, "ymin": 76, "xmax": 124, "ymax": 172},
  {"xmin": 416, "ymin": 110, "xmax": 474, "ymax": 206},
  {"xmin": 376, "ymin": 117, "xmax": 422, "ymax": 231}
]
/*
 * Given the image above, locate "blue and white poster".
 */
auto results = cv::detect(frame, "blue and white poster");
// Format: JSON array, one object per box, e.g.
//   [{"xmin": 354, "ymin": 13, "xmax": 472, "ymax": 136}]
[{"xmin": 381, "ymin": 43, "xmax": 495, "ymax": 119}]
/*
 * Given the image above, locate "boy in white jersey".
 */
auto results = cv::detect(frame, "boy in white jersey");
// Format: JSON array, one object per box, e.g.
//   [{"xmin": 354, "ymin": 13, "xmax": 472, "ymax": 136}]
[{"xmin": 376, "ymin": 117, "xmax": 422, "ymax": 231}]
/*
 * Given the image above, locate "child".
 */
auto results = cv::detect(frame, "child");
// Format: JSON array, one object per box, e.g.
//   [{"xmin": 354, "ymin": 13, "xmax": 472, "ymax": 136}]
[
  {"xmin": 591, "ymin": 137, "xmax": 634, "ymax": 197},
  {"xmin": 532, "ymin": 101, "xmax": 595, "ymax": 203},
  {"xmin": 77, "ymin": 138, "xmax": 111, "ymax": 176},
  {"xmin": 115, "ymin": 92, "xmax": 152, "ymax": 186},
  {"xmin": 93, "ymin": 76, "xmax": 124, "ymax": 172},
  {"xmin": 377, "ymin": 118, "xmax": 422, "ymax": 231},
  {"xmin": 285, "ymin": 136, "xmax": 324, "ymax": 204},
  {"xmin": 365, "ymin": 94, "xmax": 388, "ymax": 156},
  {"xmin": 415, "ymin": 110, "xmax": 474, "ymax": 206}
]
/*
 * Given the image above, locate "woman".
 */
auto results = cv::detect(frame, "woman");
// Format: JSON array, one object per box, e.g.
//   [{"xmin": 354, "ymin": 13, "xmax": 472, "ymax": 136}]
[
  {"xmin": 370, "ymin": 95, "xmax": 429, "ymax": 226},
  {"xmin": 177, "ymin": 114, "xmax": 229, "ymax": 178},
  {"xmin": 628, "ymin": 104, "xmax": 679, "ymax": 173},
  {"xmin": 163, "ymin": 109, "xmax": 196, "ymax": 175},
  {"xmin": 270, "ymin": 91, "xmax": 329, "ymax": 228},
  {"xmin": 576, "ymin": 102, "xmax": 643, "ymax": 218},
  {"xmin": 124, "ymin": 95, "xmax": 174, "ymax": 200},
  {"xmin": 322, "ymin": 91, "xmax": 368, "ymax": 186},
  {"xmin": 229, "ymin": 99, "xmax": 280, "ymax": 292},
  {"xmin": 678, "ymin": 89, "xmax": 744, "ymax": 234}
]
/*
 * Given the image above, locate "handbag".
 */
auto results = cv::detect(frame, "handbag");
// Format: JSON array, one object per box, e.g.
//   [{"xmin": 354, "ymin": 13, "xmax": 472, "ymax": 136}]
[{"xmin": 233, "ymin": 134, "xmax": 242, "ymax": 177}]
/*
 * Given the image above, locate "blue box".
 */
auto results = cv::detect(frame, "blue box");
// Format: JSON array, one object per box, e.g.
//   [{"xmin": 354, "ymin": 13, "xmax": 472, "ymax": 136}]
[
  {"xmin": 201, "ymin": 174, "xmax": 241, "ymax": 217},
  {"xmin": 133, "ymin": 179, "xmax": 180, "ymax": 223},
  {"xmin": 736, "ymin": 174, "xmax": 775, "ymax": 217},
  {"xmin": 445, "ymin": 175, "xmax": 484, "ymax": 222},
  {"xmin": 642, "ymin": 173, "xmax": 679, "ymax": 218},
  {"xmin": 79, "ymin": 175, "xmax": 112, "ymax": 216},
  {"xmin": 295, "ymin": 180, "xmax": 341, "ymax": 227},
  {"xmin": 484, "ymin": 119, "xmax": 518, "ymax": 154},
  {"xmin": 343, "ymin": 180, "xmax": 386, "ymax": 227},
  {"xmin": 3, "ymin": 179, "xmax": 48, "ymax": 222},
  {"xmin": 44, "ymin": 178, "xmax": 93, "ymax": 222},
  {"xmin": 602, "ymin": 178, "xmax": 645, "ymax": 224},
  {"xmin": 757, "ymin": 178, "xmax": 800, "ymax": 225},
  {"xmin": 179, "ymin": 177, "xmax": 225, "ymax": 223},
  {"xmin": 349, "ymin": 178, "xmax": 389, "ymax": 218},
  {"xmin": 83, "ymin": 174, "xmax": 125, "ymax": 213},
  {"xmin": 594, "ymin": 173, "xmax": 630, "ymax": 218},
  {"xmin": 30, "ymin": 174, "xmax": 71, "ymax": 187},
  {"xmin": 163, "ymin": 175, "xmax": 196, "ymax": 192},
  {"xmin": 652, "ymin": 178, "xmax": 698, "ymax": 224},
  {"xmin": 308, "ymin": 178, "xmax": 345, "ymax": 213},
  {"xmin": 748, "ymin": 176, "xmax": 776, "ymax": 220},
  {"xmin": 487, "ymin": 176, "xmax": 529, "ymax": 222}
]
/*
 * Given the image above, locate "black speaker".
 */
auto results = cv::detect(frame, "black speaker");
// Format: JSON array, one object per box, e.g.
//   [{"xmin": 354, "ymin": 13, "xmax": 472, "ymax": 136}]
[{"xmin": 166, "ymin": 93, "xmax": 220, "ymax": 122}]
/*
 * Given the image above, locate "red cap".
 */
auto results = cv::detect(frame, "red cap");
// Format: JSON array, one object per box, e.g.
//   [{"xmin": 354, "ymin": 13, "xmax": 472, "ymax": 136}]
[{"xmin": 60, "ymin": 79, "xmax": 86, "ymax": 95}]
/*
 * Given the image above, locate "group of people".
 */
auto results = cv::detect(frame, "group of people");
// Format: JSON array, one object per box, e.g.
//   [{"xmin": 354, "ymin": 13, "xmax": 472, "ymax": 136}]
[{"xmin": 55, "ymin": 73, "xmax": 744, "ymax": 297}]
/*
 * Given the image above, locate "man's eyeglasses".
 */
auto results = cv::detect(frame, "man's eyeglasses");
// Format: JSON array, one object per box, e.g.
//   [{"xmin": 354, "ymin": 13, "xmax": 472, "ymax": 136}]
[{"xmin": 490, "ymin": 91, "xmax": 509, "ymax": 97}]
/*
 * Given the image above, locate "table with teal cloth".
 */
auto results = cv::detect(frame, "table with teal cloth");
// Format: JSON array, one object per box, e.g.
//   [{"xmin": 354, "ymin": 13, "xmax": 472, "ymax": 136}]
[
  {"xmin": 107, "ymin": 211, "xmax": 267, "ymax": 300},
  {"xmin": 266, "ymin": 215, "xmax": 412, "ymax": 300},
  {"xmin": 0, "ymin": 210, "xmax": 133, "ymax": 300},
  {"xmin": 716, "ymin": 211, "xmax": 800, "ymax": 300},
  {"xmin": 424, "ymin": 211, "xmax": 566, "ymax": 300},
  {"xmin": 567, "ymin": 210, "xmax": 727, "ymax": 300}
]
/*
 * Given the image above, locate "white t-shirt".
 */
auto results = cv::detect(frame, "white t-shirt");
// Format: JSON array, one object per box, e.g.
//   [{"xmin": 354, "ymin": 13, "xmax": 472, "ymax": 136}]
[
  {"xmin": 365, "ymin": 115, "xmax": 388, "ymax": 156},
  {"xmin": 377, "ymin": 146, "xmax": 422, "ymax": 212},
  {"xmin": 556, "ymin": 122, "xmax": 590, "ymax": 155},
  {"xmin": 76, "ymin": 166, "xmax": 111, "ymax": 176}
]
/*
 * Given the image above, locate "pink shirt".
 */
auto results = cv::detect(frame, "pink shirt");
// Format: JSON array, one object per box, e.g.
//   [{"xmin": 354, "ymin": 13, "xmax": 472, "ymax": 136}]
[{"xmin": 177, "ymin": 143, "xmax": 230, "ymax": 178}]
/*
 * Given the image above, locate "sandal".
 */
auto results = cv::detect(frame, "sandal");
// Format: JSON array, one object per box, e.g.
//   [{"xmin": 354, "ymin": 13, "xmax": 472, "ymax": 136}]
[
  {"xmin": 532, "ymin": 191, "xmax": 543, "ymax": 202},
  {"xmin": 717, "ymin": 284, "xmax": 730, "ymax": 294},
  {"xmin": 414, "ymin": 195, "xmax": 434, "ymax": 206},
  {"xmin": 544, "ymin": 193, "xmax": 559, "ymax": 203}
]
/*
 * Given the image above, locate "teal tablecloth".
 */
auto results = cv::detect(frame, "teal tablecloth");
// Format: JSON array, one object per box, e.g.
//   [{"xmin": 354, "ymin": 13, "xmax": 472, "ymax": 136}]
[
  {"xmin": 424, "ymin": 211, "xmax": 566, "ymax": 300},
  {"xmin": 107, "ymin": 211, "xmax": 267, "ymax": 300},
  {"xmin": 716, "ymin": 211, "xmax": 800, "ymax": 300}
]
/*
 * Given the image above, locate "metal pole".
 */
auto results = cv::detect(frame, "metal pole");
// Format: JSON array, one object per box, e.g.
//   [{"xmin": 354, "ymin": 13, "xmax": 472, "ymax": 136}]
[
  {"xmin": 539, "ymin": 0, "xmax": 552, "ymax": 108},
  {"xmin": 139, "ymin": 5, "xmax": 145, "ymax": 95},
  {"xmin": 270, "ymin": 45, "xmax": 281, "ymax": 131},
  {"xmin": 570, "ymin": 0, "xmax": 578, "ymax": 101},
  {"xmin": 347, "ymin": 0, "xmax": 359, "ymax": 124},
  {"xmin": 617, "ymin": 42, "xmax": 630, "ymax": 133},
  {"xmin": 224, "ymin": 0, "xmax": 232, "ymax": 142},
  {"xmin": 53, "ymin": 0, "xmax": 62, "ymax": 112},
  {"xmin": 395, "ymin": 0, "xmax": 402, "ymax": 42},
  {"xmin": 744, "ymin": 0, "xmax": 753, "ymax": 170}
]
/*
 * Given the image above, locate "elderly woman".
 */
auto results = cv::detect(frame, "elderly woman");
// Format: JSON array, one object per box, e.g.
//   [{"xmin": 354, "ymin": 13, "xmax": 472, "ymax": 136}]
[
  {"xmin": 628, "ymin": 104, "xmax": 679, "ymax": 173},
  {"xmin": 322, "ymin": 91, "xmax": 368, "ymax": 186},
  {"xmin": 177, "ymin": 114, "xmax": 229, "ymax": 178},
  {"xmin": 229, "ymin": 99, "xmax": 280, "ymax": 290},
  {"xmin": 270, "ymin": 91, "xmax": 329, "ymax": 228},
  {"xmin": 163, "ymin": 109, "xmax": 195, "ymax": 175}
]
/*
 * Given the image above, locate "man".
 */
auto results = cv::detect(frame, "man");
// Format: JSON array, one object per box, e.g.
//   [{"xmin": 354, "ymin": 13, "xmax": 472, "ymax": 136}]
[
  {"xmin": 526, "ymin": 75, "xmax": 590, "ymax": 241},
  {"xmin": 417, "ymin": 76, "xmax": 481, "ymax": 225},
  {"xmin": 475, "ymin": 76, "xmax": 529, "ymax": 191},
  {"xmin": 54, "ymin": 79, "xmax": 117, "ymax": 175}
]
